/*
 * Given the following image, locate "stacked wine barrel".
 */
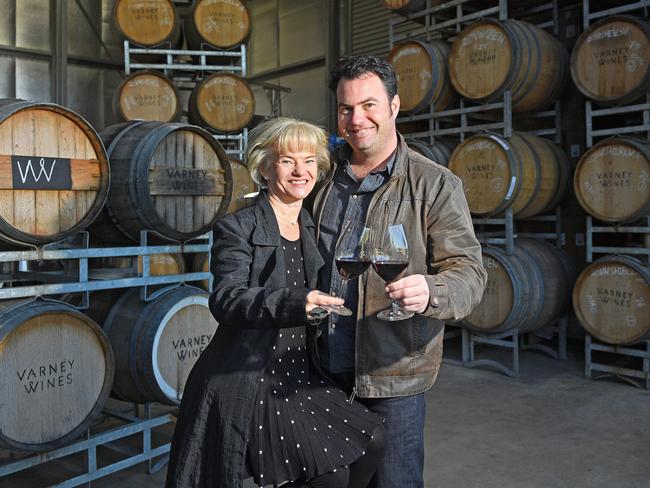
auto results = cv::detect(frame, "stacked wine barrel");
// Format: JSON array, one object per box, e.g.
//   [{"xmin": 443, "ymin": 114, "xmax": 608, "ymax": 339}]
[{"xmin": 112, "ymin": 0, "xmax": 255, "ymax": 134}]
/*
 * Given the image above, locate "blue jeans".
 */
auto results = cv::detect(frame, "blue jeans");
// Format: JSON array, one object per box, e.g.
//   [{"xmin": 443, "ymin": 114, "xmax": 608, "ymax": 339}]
[{"xmin": 358, "ymin": 394, "xmax": 426, "ymax": 488}]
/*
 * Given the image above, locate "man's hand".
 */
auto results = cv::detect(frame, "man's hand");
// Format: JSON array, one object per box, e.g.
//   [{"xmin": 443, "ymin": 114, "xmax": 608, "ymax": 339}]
[{"xmin": 385, "ymin": 274, "xmax": 430, "ymax": 313}]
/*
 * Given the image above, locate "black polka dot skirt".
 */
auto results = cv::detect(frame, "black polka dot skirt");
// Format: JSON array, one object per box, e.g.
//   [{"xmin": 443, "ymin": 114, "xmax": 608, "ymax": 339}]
[{"xmin": 246, "ymin": 327, "xmax": 382, "ymax": 487}]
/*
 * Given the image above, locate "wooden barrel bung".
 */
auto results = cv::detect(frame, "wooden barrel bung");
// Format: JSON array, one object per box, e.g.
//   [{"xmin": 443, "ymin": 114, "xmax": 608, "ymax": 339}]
[
  {"xmin": 448, "ymin": 131, "xmax": 570, "ymax": 218},
  {"xmin": 574, "ymin": 137, "xmax": 650, "ymax": 223},
  {"xmin": 570, "ymin": 16, "xmax": 650, "ymax": 106},
  {"xmin": 463, "ymin": 239, "xmax": 574, "ymax": 333},
  {"xmin": 449, "ymin": 19, "xmax": 569, "ymax": 112},
  {"xmin": 573, "ymin": 255, "xmax": 650, "ymax": 345},
  {"xmin": 0, "ymin": 300, "xmax": 114, "ymax": 451},
  {"xmin": 98, "ymin": 286, "xmax": 218, "ymax": 405},
  {"xmin": 188, "ymin": 73, "xmax": 255, "ymax": 133},
  {"xmin": 387, "ymin": 40, "xmax": 455, "ymax": 114},
  {"xmin": 185, "ymin": 0, "xmax": 252, "ymax": 51},
  {"xmin": 114, "ymin": 70, "xmax": 181, "ymax": 123},
  {"xmin": 0, "ymin": 99, "xmax": 110, "ymax": 247},
  {"xmin": 407, "ymin": 139, "xmax": 455, "ymax": 167},
  {"xmin": 113, "ymin": 0, "xmax": 180, "ymax": 47},
  {"xmin": 89, "ymin": 121, "xmax": 232, "ymax": 244},
  {"xmin": 227, "ymin": 157, "xmax": 256, "ymax": 213}
]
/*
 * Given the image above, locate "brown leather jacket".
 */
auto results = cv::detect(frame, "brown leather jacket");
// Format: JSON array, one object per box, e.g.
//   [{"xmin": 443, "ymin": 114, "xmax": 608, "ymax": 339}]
[{"xmin": 311, "ymin": 134, "xmax": 487, "ymax": 397}]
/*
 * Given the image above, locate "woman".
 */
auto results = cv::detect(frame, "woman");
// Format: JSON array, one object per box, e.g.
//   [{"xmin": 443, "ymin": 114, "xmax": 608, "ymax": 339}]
[{"xmin": 166, "ymin": 117, "xmax": 384, "ymax": 488}]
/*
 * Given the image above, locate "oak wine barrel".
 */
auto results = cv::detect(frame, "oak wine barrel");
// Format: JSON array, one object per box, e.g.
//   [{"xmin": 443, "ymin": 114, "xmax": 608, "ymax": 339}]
[
  {"xmin": 449, "ymin": 19, "xmax": 569, "ymax": 112},
  {"xmin": 0, "ymin": 300, "xmax": 114, "ymax": 452},
  {"xmin": 570, "ymin": 16, "xmax": 650, "ymax": 106},
  {"xmin": 227, "ymin": 157, "xmax": 256, "ymax": 213},
  {"xmin": 113, "ymin": 0, "xmax": 181, "ymax": 48},
  {"xmin": 573, "ymin": 255, "xmax": 650, "ymax": 345},
  {"xmin": 86, "ymin": 286, "xmax": 218, "ymax": 405},
  {"xmin": 0, "ymin": 99, "xmax": 110, "ymax": 247},
  {"xmin": 463, "ymin": 239, "xmax": 574, "ymax": 333},
  {"xmin": 574, "ymin": 137, "xmax": 650, "ymax": 223},
  {"xmin": 88, "ymin": 121, "xmax": 232, "ymax": 244},
  {"xmin": 113, "ymin": 70, "xmax": 181, "ymax": 123},
  {"xmin": 188, "ymin": 73, "xmax": 255, "ymax": 133},
  {"xmin": 448, "ymin": 131, "xmax": 570, "ymax": 218},
  {"xmin": 191, "ymin": 252, "xmax": 210, "ymax": 291},
  {"xmin": 387, "ymin": 40, "xmax": 456, "ymax": 114},
  {"xmin": 184, "ymin": 0, "xmax": 252, "ymax": 51},
  {"xmin": 407, "ymin": 139, "xmax": 455, "ymax": 166}
]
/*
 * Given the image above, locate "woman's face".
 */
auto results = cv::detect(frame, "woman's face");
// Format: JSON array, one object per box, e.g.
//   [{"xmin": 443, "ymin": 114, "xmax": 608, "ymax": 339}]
[{"xmin": 261, "ymin": 149, "xmax": 319, "ymax": 204}]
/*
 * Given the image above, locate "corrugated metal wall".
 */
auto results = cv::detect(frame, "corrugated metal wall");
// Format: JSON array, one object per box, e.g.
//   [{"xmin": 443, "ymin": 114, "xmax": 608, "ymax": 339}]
[{"xmin": 351, "ymin": 0, "xmax": 391, "ymax": 57}]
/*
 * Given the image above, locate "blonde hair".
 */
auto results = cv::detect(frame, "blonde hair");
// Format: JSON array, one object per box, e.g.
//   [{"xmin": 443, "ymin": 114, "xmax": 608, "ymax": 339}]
[{"xmin": 246, "ymin": 117, "xmax": 331, "ymax": 186}]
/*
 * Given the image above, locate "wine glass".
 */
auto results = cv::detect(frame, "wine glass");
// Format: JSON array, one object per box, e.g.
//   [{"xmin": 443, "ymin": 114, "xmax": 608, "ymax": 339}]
[
  {"xmin": 370, "ymin": 224, "xmax": 414, "ymax": 321},
  {"xmin": 320, "ymin": 220, "xmax": 371, "ymax": 316}
]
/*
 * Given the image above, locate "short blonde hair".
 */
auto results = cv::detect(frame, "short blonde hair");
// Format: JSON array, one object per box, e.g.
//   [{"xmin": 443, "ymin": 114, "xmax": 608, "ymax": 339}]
[{"xmin": 247, "ymin": 117, "xmax": 331, "ymax": 186}]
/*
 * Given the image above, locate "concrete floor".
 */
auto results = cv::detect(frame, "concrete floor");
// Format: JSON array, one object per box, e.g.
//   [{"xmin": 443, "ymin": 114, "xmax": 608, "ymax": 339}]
[{"xmin": 2, "ymin": 338, "xmax": 649, "ymax": 488}]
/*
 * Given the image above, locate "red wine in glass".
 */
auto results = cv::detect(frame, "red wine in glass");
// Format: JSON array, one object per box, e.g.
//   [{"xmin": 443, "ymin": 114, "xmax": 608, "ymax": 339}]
[
  {"xmin": 372, "ymin": 260, "xmax": 408, "ymax": 282},
  {"xmin": 336, "ymin": 257, "xmax": 371, "ymax": 280}
]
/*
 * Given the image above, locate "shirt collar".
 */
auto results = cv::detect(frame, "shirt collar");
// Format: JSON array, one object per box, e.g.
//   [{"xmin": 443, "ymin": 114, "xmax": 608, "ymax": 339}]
[{"xmin": 340, "ymin": 148, "xmax": 397, "ymax": 179}]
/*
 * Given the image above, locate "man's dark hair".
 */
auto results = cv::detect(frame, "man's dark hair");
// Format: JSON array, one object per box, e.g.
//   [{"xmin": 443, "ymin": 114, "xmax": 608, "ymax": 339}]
[{"xmin": 329, "ymin": 55, "xmax": 398, "ymax": 99}]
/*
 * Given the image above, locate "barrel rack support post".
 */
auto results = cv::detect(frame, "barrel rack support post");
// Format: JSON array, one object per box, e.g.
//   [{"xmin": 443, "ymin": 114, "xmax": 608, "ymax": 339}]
[
  {"xmin": 520, "ymin": 316, "xmax": 568, "ymax": 361},
  {"xmin": 463, "ymin": 328, "xmax": 520, "ymax": 378},
  {"xmin": 441, "ymin": 324, "xmax": 465, "ymax": 366},
  {"xmin": 585, "ymin": 335, "xmax": 650, "ymax": 390}
]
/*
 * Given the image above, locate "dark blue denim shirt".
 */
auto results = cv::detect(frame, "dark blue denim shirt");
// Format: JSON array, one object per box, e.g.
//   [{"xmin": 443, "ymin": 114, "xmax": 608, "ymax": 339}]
[{"xmin": 317, "ymin": 153, "xmax": 395, "ymax": 373}]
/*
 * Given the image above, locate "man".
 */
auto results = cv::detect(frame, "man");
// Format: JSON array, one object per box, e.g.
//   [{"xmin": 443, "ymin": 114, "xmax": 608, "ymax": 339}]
[{"xmin": 311, "ymin": 55, "xmax": 487, "ymax": 487}]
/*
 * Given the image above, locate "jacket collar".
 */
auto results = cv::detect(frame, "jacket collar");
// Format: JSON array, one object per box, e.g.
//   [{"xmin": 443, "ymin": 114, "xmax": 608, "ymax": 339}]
[
  {"xmin": 332, "ymin": 131, "xmax": 408, "ymax": 179},
  {"xmin": 251, "ymin": 190, "xmax": 323, "ymax": 287}
]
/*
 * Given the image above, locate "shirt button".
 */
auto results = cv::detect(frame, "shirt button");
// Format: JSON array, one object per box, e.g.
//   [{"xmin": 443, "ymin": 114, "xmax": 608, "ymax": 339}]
[
  {"xmin": 352, "ymin": 195, "xmax": 358, "ymax": 199},
  {"xmin": 331, "ymin": 323, "xmax": 336, "ymax": 329}
]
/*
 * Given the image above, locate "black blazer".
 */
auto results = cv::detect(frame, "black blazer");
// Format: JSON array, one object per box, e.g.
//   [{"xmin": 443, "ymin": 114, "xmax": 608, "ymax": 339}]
[{"xmin": 166, "ymin": 192, "xmax": 324, "ymax": 488}]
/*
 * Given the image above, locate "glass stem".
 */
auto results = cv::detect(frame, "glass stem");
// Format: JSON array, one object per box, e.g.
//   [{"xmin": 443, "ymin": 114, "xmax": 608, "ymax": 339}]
[{"xmin": 391, "ymin": 300, "xmax": 401, "ymax": 314}]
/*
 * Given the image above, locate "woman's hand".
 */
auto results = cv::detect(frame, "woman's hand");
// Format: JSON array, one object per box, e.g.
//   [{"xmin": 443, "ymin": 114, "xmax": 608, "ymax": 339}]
[{"xmin": 305, "ymin": 290, "xmax": 345, "ymax": 314}]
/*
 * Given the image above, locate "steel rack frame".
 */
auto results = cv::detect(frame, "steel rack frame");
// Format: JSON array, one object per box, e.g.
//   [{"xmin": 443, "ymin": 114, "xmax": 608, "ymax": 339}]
[
  {"xmin": 123, "ymin": 40, "xmax": 249, "ymax": 160},
  {"xmin": 0, "ymin": 230, "xmax": 213, "ymax": 302},
  {"xmin": 462, "ymin": 317, "xmax": 568, "ymax": 377},
  {"xmin": 0, "ymin": 403, "xmax": 174, "ymax": 487},
  {"xmin": 585, "ymin": 335, "xmax": 650, "ymax": 390},
  {"xmin": 585, "ymin": 216, "xmax": 650, "ymax": 264}
]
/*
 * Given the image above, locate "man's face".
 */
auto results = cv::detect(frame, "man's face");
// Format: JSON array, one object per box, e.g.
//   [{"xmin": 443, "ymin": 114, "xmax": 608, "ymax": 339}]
[{"xmin": 336, "ymin": 73, "xmax": 400, "ymax": 157}]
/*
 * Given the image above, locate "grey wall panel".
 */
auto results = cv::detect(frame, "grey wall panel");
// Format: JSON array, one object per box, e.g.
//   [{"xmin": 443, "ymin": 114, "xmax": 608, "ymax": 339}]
[
  {"xmin": 249, "ymin": 0, "xmax": 279, "ymax": 75},
  {"xmin": 68, "ymin": 0, "xmax": 102, "ymax": 59},
  {"xmin": 265, "ymin": 67, "xmax": 327, "ymax": 126},
  {"xmin": 101, "ymin": 0, "xmax": 123, "ymax": 62},
  {"xmin": 0, "ymin": 56, "xmax": 16, "ymax": 98},
  {"xmin": 16, "ymin": 0, "xmax": 51, "ymax": 51},
  {"xmin": 102, "ymin": 68, "xmax": 123, "ymax": 128},
  {"xmin": 67, "ymin": 64, "xmax": 101, "ymax": 126},
  {"xmin": 0, "ymin": 0, "xmax": 16, "ymax": 46},
  {"xmin": 16, "ymin": 58, "xmax": 51, "ymax": 101},
  {"xmin": 278, "ymin": 0, "xmax": 325, "ymax": 66}
]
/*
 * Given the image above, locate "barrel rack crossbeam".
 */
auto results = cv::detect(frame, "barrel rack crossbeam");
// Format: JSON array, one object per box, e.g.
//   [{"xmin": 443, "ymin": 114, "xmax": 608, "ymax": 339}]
[
  {"xmin": 585, "ymin": 335, "xmax": 650, "ymax": 390},
  {"xmin": 585, "ymin": 96, "xmax": 650, "ymax": 148},
  {"xmin": 462, "ymin": 317, "xmax": 568, "ymax": 377},
  {"xmin": 0, "ymin": 230, "xmax": 213, "ymax": 302},
  {"xmin": 585, "ymin": 216, "xmax": 650, "ymax": 264},
  {"xmin": 0, "ymin": 403, "xmax": 173, "ymax": 487}
]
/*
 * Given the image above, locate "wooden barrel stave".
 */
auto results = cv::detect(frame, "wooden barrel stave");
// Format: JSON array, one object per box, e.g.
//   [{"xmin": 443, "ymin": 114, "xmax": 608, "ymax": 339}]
[
  {"xmin": 388, "ymin": 40, "xmax": 455, "ymax": 114},
  {"xmin": 0, "ymin": 300, "xmax": 114, "ymax": 451},
  {"xmin": 0, "ymin": 99, "xmax": 110, "ymax": 247},
  {"xmin": 463, "ymin": 239, "xmax": 573, "ymax": 333},
  {"xmin": 113, "ymin": 0, "xmax": 181, "ymax": 48},
  {"xmin": 184, "ymin": 0, "xmax": 252, "ymax": 51},
  {"xmin": 573, "ymin": 137, "xmax": 650, "ymax": 223},
  {"xmin": 188, "ymin": 73, "xmax": 255, "ymax": 133},
  {"xmin": 407, "ymin": 139, "xmax": 455, "ymax": 167},
  {"xmin": 113, "ymin": 70, "xmax": 181, "ymax": 123},
  {"xmin": 449, "ymin": 19, "xmax": 568, "ymax": 112},
  {"xmin": 97, "ymin": 286, "xmax": 218, "ymax": 405},
  {"xmin": 227, "ymin": 157, "xmax": 256, "ymax": 213},
  {"xmin": 573, "ymin": 255, "xmax": 650, "ymax": 345},
  {"xmin": 448, "ymin": 131, "xmax": 569, "ymax": 218},
  {"xmin": 570, "ymin": 15, "xmax": 650, "ymax": 106},
  {"xmin": 89, "ymin": 121, "xmax": 232, "ymax": 244}
]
